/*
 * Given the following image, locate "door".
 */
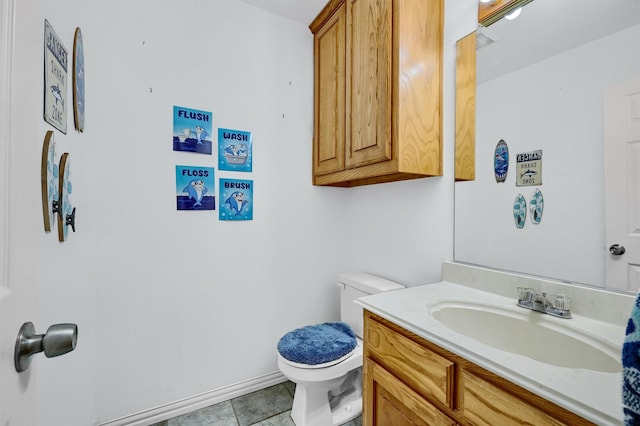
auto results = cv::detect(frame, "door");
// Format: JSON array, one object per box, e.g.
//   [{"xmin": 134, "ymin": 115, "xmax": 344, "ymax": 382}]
[
  {"xmin": 346, "ymin": 0, "xmax": 392, "ymax": 168},
  {"xmin": 604, "ymin": 75, "xmax": 640, "ymax": 292},
  {"xmin": 313, "ymin": 2, "xmax": 346, "ymax": 177},
  {"xmin": 0, "ymin": 0, "xmax": 42, "ymax": 423}
]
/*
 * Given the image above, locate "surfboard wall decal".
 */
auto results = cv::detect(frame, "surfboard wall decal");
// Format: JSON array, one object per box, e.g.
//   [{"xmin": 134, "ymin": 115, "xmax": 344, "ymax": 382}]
[
  {"xmin": 513, "ymin": 193, "xmax": 526, "ymax": 229},
  {"xmin": 494, "ymin": 139, "xmax": 509, "ymax": 183},
  {"xmin": 41, "ymin": 131, "xmax": 59, "ymax": 232},
  {"xmin": 529, "ymin": 188, "xmax": 544, "ymax": 224}
]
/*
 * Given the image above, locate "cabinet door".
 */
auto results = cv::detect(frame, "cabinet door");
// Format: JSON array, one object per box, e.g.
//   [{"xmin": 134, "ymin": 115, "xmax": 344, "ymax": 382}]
[
  {"xmin": 346, "ymin": 0, "xmax": 392, "ymax": 169},
  {"xmin": 365, "ymin": 313, "xmax": 455, "ymax": 407},
  {"xmin": 460, "ymin": 369, "xmax": 567, "ymax": 426},
  {"xmin": 364, "ymin": 358, "xmax": 456, "ymax": 426},
  {"xmin": 314, "ymin": 3, "xmax": 346, "ymax": 176}
]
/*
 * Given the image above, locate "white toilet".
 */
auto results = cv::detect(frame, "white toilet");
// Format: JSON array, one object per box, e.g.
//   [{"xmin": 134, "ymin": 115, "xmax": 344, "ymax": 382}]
[{"xmin": 277, "ymin": 272, "xmax": 405, "ymax": 426}]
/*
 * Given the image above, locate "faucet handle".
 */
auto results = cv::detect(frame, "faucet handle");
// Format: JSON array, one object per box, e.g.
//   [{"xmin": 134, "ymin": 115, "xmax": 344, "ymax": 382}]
[
  {"xmin": 549, "ymin": 294, "xmax": 571, "ymax": 311},
  {"xmin": 517, "ymin": 287, "xmax": 536, "ymax": 301}
]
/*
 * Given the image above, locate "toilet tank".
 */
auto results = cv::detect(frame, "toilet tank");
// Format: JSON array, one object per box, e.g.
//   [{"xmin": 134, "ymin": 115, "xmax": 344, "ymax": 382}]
[{"xmin": 338, "ymin": 272, "xmax": 405, "ymax": 339}]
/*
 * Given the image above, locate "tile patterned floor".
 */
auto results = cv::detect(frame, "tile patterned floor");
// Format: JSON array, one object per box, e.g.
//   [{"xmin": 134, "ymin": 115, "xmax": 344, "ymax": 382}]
[{"xmin": 151, "ymin": 381, "xmax": 363, "ymax": 426}]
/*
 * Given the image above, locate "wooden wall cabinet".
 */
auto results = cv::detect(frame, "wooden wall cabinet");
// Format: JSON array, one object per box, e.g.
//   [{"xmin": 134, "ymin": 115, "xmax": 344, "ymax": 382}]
[
  {"xmin": 363, "ymin": 311, "xmax": 596, "ymax": 426},
  {"xmin": 454, "ymin": 31, "xmax": 476, "ymax": 182},
  {"xmin": 309, "ymin": 0, "xmax": 443, "ymax": 187}
]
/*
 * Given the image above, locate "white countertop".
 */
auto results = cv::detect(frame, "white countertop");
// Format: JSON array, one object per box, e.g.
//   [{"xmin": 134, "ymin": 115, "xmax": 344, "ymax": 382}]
[{"xmin": 357, "ymin": 281, "xmax": 626, "ymax": 425}]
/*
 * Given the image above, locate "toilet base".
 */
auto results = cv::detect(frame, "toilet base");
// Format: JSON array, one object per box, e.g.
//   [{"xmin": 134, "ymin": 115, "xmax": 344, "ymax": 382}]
[{"xmin": 290, "ymin": 368, "xmax": 362, "ymax": 426}]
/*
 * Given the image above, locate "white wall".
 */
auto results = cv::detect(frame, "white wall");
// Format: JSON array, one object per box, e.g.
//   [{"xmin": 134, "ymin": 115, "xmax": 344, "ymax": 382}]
[
  {"xmin": 455, "ymin": 24, "xmax": 640, "ymax": 287},
  {"xmin": 346, "ymin": 0, "xmax": 479, "ymax": 287},
  {"xmin": 32, "ymin": 1, "xmax": 477, "ymax": 425}
]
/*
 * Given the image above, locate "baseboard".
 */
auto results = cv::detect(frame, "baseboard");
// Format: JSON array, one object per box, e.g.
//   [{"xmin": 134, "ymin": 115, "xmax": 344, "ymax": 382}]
[{"xmin": 96, "ymin": 371, "xmax": 288, "ymax": 426}]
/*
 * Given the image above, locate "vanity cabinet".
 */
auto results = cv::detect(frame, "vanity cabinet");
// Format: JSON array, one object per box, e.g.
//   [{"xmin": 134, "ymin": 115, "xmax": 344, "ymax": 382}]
[
  {"xmin": 363, "ymin": 311, "xmax": 595, "ymax": 426},
  {"xmin": 309, "ymin": 0, "xmax": 443, "ymax": 187}
]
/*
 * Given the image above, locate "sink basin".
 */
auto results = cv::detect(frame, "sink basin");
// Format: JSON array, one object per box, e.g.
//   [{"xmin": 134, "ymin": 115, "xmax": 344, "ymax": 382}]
[{"xmin": 431, "ymin": 303, "xmax": 621, "ymax": 373}]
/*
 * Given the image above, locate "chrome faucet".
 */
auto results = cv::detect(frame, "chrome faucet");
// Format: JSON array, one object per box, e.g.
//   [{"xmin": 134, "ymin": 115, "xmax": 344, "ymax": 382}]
[{"xmin": 516, "ymin": 287, "xmax": 571, "ymax": 319}]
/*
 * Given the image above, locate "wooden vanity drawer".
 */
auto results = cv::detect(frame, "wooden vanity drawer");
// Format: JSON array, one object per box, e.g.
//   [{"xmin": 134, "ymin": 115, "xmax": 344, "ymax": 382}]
[
  {"xmin": 364, "ymin": 314, "xmax": 454, "ymax": 407},
  {"xmin": 460, "ymin": 369, "xmax": 567, "ymax": 426},
  {"xmin": 365, "ymin": 358, "xmax": 456, "ymax": 426}
]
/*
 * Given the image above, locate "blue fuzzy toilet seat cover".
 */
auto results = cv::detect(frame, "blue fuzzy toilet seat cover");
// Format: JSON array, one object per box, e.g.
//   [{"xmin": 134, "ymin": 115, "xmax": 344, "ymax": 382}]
[{"xmin": 277, "ymin": 322, "xmax": 357, "ymax": 366}]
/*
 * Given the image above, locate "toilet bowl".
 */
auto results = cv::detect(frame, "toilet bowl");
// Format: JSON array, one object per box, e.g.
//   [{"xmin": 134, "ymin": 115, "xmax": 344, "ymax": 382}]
[
  {"xmin": 278, "ymin": 339, "xmax": 363, "ymax": 426},
  {"xmin": 276, "ymin": 272, "xmax": 404, "ymax": 426}
]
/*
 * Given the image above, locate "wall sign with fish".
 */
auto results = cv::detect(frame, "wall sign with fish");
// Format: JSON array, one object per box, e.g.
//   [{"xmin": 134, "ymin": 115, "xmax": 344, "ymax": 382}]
[
  {"xmin": 218, "ymin": 128, "xmax": 252, "ymax": 172},
  {"xmin": 172, "ymin": 106, "xmax": 213, "ymax": 155},
  {"xmin": 44, "ymin": 19, "xmax": 67, "ymax": 133},
  {"xmin": 516, "ymin": 150, "xmax": 542, "ymax": 186},
  {"xmin": 176, "ymin": 165, "xmax": 216, "ymax": 211},
  {"xmin": 219, "ymin": 179, "xmax": 253, "ymax": 221}
]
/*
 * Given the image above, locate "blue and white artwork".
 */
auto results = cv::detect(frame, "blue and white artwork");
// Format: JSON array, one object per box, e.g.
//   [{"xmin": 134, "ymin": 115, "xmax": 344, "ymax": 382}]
[
  {"xmin": 219, "ymin": 179, "xmax": 253, "ymax": 221},
  {"xmin": 176, "ymin": 166, "xmax": 215, "ymax": 211},
  {"xmin": 218, "ymin": 128, "xmax": 252, "ymax": 172},
  {"xmin": 173, "ymin": 106, "xmax": 213, "ymax": 155},
  {"xmin": 529, "ymin": 188, "xmax": 544, "ymax": 224},
  {"xmin": 58, "ymin": 153, "xmax": 74, "ymax": 242},
  {"xmin": 513, "ymin": 193, "xmax": 526, "ymax": 229},
  {"xmin": 494, "ymin": 139, "xmax": 509, "ymax": 183},
  {"xmin": 41, "ymin": 131, "xmax": 59, "ymax": 232},
  {"xmin": 516, "ymin": 150, "xmax": 543, "ymax": 186},
  {"xmin": 44, "ymin": 20, "xmax": 68, "ymax": 133}
]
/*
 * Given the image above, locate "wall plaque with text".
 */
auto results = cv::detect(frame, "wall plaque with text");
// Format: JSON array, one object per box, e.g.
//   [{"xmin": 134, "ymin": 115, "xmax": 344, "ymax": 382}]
[{"xmin": 44, "ymin": 19, "xmax": 67, "ymax": 133}]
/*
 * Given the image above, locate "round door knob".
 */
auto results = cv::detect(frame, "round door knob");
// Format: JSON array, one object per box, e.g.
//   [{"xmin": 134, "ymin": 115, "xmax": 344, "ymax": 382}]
[
  {"xmin": 14, "ymin": 322, "xmax": 78, "ymax": 372},
  {"xmin": 609, "ymin": 244, "xmax": 626, "ymax": 255}
]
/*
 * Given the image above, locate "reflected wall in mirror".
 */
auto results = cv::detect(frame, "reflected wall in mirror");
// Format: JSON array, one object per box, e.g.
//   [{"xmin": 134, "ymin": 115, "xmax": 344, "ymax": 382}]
[{"xmin": 455, "ymin": 0, "xmax": 640, "ymax": 291}]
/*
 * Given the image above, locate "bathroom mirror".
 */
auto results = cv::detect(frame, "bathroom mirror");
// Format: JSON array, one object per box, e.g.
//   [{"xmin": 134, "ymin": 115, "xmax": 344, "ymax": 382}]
[{"xmin": 454, "ymin": 0, "xmax": 640, "ymax": 291}]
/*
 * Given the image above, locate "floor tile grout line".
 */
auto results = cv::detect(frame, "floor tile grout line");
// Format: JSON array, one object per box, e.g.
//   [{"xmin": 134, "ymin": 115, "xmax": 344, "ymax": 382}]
[
  {"xmin": 246, "ymin": 411, "xmax": 290, "ymax": 426},
  {"xmin": 229, "ymin": 398, "xmax": 242, "ymax": 426}
]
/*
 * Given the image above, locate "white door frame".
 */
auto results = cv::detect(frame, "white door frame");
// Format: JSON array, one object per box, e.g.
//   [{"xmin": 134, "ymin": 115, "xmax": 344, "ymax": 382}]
[{"xmin": 0, "ymin": 0, "xmax": 13, "ymax": 297}]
